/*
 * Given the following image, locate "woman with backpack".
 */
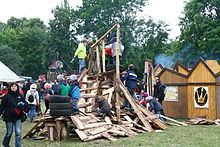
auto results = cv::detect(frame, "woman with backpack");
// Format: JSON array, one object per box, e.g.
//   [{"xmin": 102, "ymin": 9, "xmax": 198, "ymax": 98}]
[
  {"xmin": 26, "ymin": 84, "xmax": 39, "ymax": 123},
  {"xmin": 0, "ymin": 83, "xmax": 28, "ymax": 147}
]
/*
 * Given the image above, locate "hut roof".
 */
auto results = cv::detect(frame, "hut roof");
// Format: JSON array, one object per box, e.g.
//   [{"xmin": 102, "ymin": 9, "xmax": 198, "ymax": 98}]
[
  {"xmin": 205, "ymin": 60, "xmax": 220, "ymax": 75},
  {"xmin": 158, "ymin": 67, "xmax": 188, "ymax": 78},
  {"xmin": 173, "ymin": 61, "xmax": 189, "ymax": 72}
]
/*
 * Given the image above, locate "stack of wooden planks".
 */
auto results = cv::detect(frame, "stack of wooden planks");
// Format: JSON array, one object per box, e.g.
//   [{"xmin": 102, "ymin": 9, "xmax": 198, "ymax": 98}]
[
  {"xmin": 186, "ymin": 118, "xmax": 220, "ymax": 125},
  {"xmin": 70, "ymin": 115, "xmax": 147, "ymax": 141}
]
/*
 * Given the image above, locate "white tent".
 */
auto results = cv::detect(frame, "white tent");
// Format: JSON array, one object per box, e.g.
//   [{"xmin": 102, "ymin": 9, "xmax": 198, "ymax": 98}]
[{"xmin": 0, "ymin": 61, "xmax": 24, "ymax": 82}]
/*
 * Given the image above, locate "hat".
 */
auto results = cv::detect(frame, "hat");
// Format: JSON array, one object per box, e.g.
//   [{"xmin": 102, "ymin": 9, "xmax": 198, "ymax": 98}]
[
  {"xmin": 143, "ymin": 92, "xmax": 148, "ymax": 98},
  {"xmin": 44, "ymin": 83, "xmax": 52, "ymax": 89},
  {"xmin": 30, "ymin": 84, "xmax": 37, "ymax": 89},
  {"xmin": 145, "ymin": 96, "xmax": 153, "ymax": 102},
  {"xmin": 156, "ymin": 76, "xmax": 160, "ymax": 80},
  {"xmin": 70, "ymin": 75, "xmax": 77, "ymax": 81},
  {"xmin": 57, "ymin": 74, "xmax": 64, "ymax": 80}
]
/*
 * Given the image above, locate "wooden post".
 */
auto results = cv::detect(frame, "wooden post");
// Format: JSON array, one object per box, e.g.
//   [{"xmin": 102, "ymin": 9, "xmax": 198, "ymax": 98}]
[
  {"xmin": 116, "ymin": 24, "xmax": 121, "ymax": 120},
  {"xmin": 102, "ymin": 39, "xmax": 106, "ymax": 72},
  {"xmin": 96, "ymin": 38, "xmax": 101, "ymax": 73}
]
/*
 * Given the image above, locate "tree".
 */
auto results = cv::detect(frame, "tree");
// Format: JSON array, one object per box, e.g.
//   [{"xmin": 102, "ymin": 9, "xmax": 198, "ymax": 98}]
[
  {"xmin": 1, "ymin": 17, "xmax": 48, "ymax": 78},
  {"xmin": 0, "ymin": 45, "xmax": 23, "ymax": 74},
  {"xmin": 179, "ymin": 0, "xmax": 220, "ymax": 64},
  {"xmin": 48, "ymin": 1, "xmax": 77, "ymax": 70}
]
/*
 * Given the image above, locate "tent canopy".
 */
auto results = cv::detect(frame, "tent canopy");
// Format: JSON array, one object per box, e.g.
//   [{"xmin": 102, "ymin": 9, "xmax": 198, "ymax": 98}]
[{"xmin": 0, "ymin": 61, "xmax": 24, "ymax": 82}]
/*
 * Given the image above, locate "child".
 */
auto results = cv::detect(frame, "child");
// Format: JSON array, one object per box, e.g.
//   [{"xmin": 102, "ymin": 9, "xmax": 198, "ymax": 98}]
[
  {"xmin": 69, "ymin": 75, "xmax": 80, "ymax": 115},
  {"xmin": 95, "ymin": 96, "xmax": 112, "ymax": 118}
]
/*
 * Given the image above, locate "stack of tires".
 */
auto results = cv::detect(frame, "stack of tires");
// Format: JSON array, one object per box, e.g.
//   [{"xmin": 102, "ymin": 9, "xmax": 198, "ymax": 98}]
[{"xmin": 49, "ymin": 95, "xmax": 73, "ymax": 117}]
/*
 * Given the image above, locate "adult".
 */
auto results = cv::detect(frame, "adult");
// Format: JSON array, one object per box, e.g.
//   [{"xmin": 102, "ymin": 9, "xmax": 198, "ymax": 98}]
[
  {"xmin": 0, "ymin": 83, "xmax": 27, "ymax": 147},
  {"xmin": 26, "ymin": 84, "xmax": 39, "ymax": 123},
  {"xmin": 153, "ymin": 76, "xmax": 166, "ymax": 105},
  {"xmin": 68, "ymin": 75, "xmax": 80, "ymax": 115},
  {"xmin": 74, "ymin": 39, "xmax": 88, "ymax": 74},
  {"xmin": 107, "ymin": 33, "xmax": 124, "ymax": 64},
  {"xmin": 22, "ymin": 79, "xmax": 32, "ymax": 97},
  {"xmin": 121, "ymin": 64, "xmax": 138, "ymax": 110}
]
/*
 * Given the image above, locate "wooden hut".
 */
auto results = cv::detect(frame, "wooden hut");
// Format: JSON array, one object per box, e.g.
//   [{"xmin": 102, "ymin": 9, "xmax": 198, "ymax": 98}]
[
  {"xmin": 187, "ymin": 58, "xmax": 220, "ymax": 120},
  {"xmin": 158, "ymin": 57, "xmax": 220, "ymax": 120},
  {"xmin": 158, "ymin": 68, "xmax": 188, "ymax": 118}
]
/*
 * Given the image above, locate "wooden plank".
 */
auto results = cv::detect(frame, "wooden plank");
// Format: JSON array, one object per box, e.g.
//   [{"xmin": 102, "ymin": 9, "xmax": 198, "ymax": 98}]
[
  {"xmin": 84, "ymin": 122, "xmax": 107, "ymax": 129},
  {"xmin": 84, "ymin": 134, "xmax": 102, "ymax": 141},
  {"xmin": 107, "ymin": 129, "xmax": 126, "ymax": 136},
  {"xmin": 23, "ymin": 121, "xmax": 44, "ymax": 138},
  {"xmin": 96, "ymin": 38, "xmax": 101, "ymax": 73},
  {"xmin": 124, "ymin": 115, "xmax": 148, "ymax": 132},
  {"xmin": 80, "ymin": 87, "xmax": 98, "ymax": 91},
  {"xmin": 160, "ymin": 115, "xmax": 187, "ymax": 126},
  {"xmin": 70, "ymin": 116, "xmax": 85, "ymax": 130},
  {"xmin": 101, "ymin": 132, "xmax": 118, "ymax": 141},
  {"xmin": 117, "ymin": 80, "xmax": 154, "ymax": 132},
  {"xmin": 88, "ymin": 126, "xmax": 108, "ymax": 135},
  {"xmin": 75, "ymin": 129, "xmax": 88, "ymax": 141},
  {"xmin": 78, "ymin": 68, "xmax": 88, "ymax": 82},
  {"xmin": 102, "ymin": 39, "xmax": 106, "ymax": 72},
  {"xmin": 102, "ymin": 87, "xmax": 114, "ymax": 96},
  {"xmin": 105, "ymin": 116, "xmax": 112, "ymax": 124}
]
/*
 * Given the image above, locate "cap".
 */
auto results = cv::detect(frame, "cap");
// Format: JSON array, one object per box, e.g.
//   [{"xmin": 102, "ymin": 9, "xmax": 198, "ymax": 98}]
[{"xmin": 70, "ymin": 75, "xmax": 77, "ymax": 81}]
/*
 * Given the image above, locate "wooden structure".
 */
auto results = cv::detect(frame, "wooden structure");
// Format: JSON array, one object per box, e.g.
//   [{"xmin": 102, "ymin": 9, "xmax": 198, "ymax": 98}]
[
  {"xmin": 158, "ymin": 58, "xmax": 220, "ymax": 120},
  {"xmin": 24, "ymin": 24, "xmax": 167, "ymax": 142}
]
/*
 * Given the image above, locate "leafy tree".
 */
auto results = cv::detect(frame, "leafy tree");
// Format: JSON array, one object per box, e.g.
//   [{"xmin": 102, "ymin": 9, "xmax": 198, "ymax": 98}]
[
  {"xmin": 178, "ymin": 0, "xmax": 220, "ymax": 64},
  {"xmin": 48, "ymin": 1, "xmax": 77, "ymax": 70},
  {"xmin": 0, "ymin": 45, "xmax": 23, "ymax": 74}
]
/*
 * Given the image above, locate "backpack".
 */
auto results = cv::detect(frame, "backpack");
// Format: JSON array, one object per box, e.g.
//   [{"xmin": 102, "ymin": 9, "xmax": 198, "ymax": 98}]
[
  {"xmin": 28, "ymin": 94, "xmax": 34, "ymax": 102},
  {"xmin": 60, "ymin": 83, "xmax": 70, "ymax": 96}
]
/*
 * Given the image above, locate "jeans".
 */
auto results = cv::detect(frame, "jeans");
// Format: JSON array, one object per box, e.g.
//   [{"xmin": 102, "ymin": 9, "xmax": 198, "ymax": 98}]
[
  {"xmin": 97, "ymin": 109, "xmax": 103, "ymax": 117},
  {"xmin": 155, "ymin": 110, "xmax": 166, "ymax": 122},
  {"xmin": 79, "ymin": 59, "xmax": 85, "ymax": 74},
  {"xmin": 72, "ymin": 98, "xmax": 79, "ymax": 112},
  {"xmin": 124, "ymin": 87, "xmax": 135, "ymax": 110},
  {"xmin": 28, "ymin": 104, "xmax": 36, "ymax": 123},
  {"xmin": 3, "ymin": 119, "xmax": 22, "ymax": 147}
]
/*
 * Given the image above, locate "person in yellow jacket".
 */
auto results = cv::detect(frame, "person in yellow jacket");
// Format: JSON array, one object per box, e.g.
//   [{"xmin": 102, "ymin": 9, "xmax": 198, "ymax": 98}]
[{"xmin": 74, "ymin": 39, "xmax": 87, "ymax": 74}]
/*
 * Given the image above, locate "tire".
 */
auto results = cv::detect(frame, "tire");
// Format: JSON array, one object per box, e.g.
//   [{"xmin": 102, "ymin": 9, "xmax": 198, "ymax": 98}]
[
  {"xmin": 49, "ymin": 95, "xmax": 72, "ymax": 103},
  {"xmin": 50, "ymin": 109, "xmax": 72, "ymax": 116},
  {"xmin": 49, "ymin": 103, "xmax": 72, "ymax": 109}
]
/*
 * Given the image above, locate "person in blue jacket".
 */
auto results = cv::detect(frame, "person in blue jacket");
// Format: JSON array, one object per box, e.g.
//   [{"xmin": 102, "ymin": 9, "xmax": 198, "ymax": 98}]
[
  {"xmin": 121, "ymin": 64, "xmax": 137, "ymax": 110},
  {"xmin": 68, "ymin": 75, "xmax": 80, "ymax": 115}
]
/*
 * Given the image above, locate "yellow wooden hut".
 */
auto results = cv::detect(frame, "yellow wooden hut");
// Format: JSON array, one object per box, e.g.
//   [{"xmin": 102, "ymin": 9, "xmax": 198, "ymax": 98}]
[{"xmin": 159, "ymin": 57, "xmax": 220, "ymax": 120}]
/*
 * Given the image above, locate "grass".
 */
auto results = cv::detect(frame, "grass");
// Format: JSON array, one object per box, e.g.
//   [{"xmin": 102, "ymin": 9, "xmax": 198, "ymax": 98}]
[{"xmin": 1, "ymin": 118, "xmax": 220, "ymax": 147}]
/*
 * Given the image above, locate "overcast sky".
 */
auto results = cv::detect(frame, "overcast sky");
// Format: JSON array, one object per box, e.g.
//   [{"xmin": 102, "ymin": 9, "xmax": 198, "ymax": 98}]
[{"xmin": 0, "ymin": 0, "xmax": 188, "ymax": 39}]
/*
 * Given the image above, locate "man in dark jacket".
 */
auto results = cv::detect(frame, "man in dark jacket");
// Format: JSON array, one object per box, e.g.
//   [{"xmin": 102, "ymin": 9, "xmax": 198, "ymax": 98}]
[
  {"xmin": 121, "ymin": 64, "xmax": 137, "ymax": 110},
  {"xmin": 153, "ymin": 76, "xmax": 166, "ymax": 105},
  {"xmin": 95, "ymin": 96, "xmax": 112, "ymax": 118},
  {"xmin": 145, "ymin": 96, "xmax": 166, "ymax": 122}
]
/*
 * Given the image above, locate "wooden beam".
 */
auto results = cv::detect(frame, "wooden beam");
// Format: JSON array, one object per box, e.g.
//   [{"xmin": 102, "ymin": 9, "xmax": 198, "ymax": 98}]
[
  {"xmin": 160, "ymin": 115, "xmax": 187, "ymax": 126},
  {"xmin": 102, "ymin": 39, "xmax": 106, "ymax": 72},
  {"xmin": 78, "ymin": 68, "xmax": 88, "ymax": 82},
  {"xmin": 91, "ymin": 24, "xmax": 117, "ymax": 48},
  {"xmin": 87, "ymin": 48, "xmax": 95, "ymax": 75},
  {"xmin": 117, "ymin": 80, "xmax": 154, "ymax": 132},
  {"xmin": 95, "ymin": 38, "xmax": 101, "ymax": 73}
]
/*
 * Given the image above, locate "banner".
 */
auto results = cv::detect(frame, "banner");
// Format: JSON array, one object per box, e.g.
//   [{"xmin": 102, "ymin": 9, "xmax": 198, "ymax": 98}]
[
  {"xmin": 194, "ymin": 87, "xmax": 208, "ymax": 108},
  {"xmin": 164, "ymin": 86, "xmax": 178, "ymax": 101}
]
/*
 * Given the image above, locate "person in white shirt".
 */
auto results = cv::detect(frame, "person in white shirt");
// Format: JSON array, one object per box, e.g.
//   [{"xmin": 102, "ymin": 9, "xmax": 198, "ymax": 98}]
[{"xmin": 26, "ymin": 84, "xmax": 39, "ymax": 123}]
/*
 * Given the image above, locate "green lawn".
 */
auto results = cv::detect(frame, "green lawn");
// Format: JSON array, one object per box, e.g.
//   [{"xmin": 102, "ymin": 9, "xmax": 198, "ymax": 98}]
[{"xmin": 1, "ymin": 119, "xmax": 220, "ymax": 147}]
